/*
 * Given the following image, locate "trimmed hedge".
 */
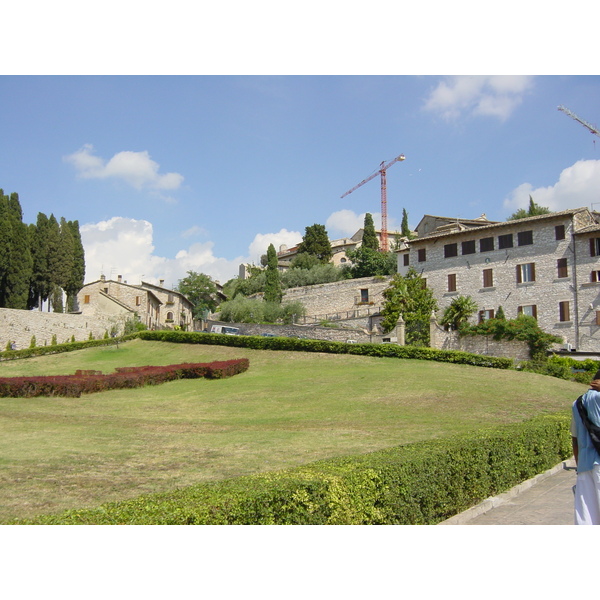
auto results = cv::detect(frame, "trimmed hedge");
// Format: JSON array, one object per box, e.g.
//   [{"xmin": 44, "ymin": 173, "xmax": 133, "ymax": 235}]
[
  {"xmin": 14, "ymin": 412, "xmax": 571, "ymax": 525},
  {"xmin": 135, "ymin": 330, "xmax": 514, "ymax": 369},
  {"xmin": 0, "ymin": 359, "xmax": 249, "ymax": 398},
  {"xmin": 0, "ymin": 335, "xmax": 140, "ymax": 362}
]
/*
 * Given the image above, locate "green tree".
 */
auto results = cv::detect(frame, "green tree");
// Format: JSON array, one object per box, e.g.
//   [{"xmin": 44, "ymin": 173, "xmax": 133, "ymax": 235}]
[
  {"xmin": 401, "ymin": 208, "xmax": 412, "ymax": 238},
  {"xmin": 289, "ymin": 252, "xmax": 321, "ymax": 270},
  {"xmin": 508, "ymin": 195, "xmax": 552, "ymax": 220},
  {"xmin": 345, "ymin": 246, "xmax": 397, "ymax": 278},
  {"xmin": 381, "ymin": 267, "xmax": 438, "ymax": 345},
  {"xmin": 361, "ymin": 213, "xmax": 379, "ymax": 250},
  {"xmin": 297, "ymin": 224, "xmax": 332, "ymax": 264},
  {"xmin": 177, "ymin": 271, "xmax": 219, "ymax": 319},
  {"xmin": 440, "ymin": 295, "xmax": 478, "ymax": 330},
  {"xmin": 0, "ymin": 191, "xmax": 33, "ymax": 309},
  {"xmin": 264, "ymin": 243, "xmax": 282, "ymax": 303},
  {"xmin": 64, "ymin": 220, "xmax": 85, "ymax": 312},
  {"xmin": 28, "ymin": 213, "xmax": 52, "ymax": 310}
]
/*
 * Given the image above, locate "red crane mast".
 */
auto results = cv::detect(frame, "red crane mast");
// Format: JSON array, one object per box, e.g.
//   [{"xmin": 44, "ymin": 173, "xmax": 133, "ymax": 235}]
[{"xmin": 341, "ymin": 154, "xmax": 405, "ymax": 252}]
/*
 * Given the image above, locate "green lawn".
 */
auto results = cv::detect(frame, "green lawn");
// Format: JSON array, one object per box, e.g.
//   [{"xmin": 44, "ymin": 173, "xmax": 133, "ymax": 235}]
[{"xmin": 0, "ymin": 338, "xmax": 583, "ymax": 522}]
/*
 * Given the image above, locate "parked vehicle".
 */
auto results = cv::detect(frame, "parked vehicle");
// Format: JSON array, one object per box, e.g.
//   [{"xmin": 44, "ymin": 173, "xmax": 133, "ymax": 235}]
[{"xmin": 210, "ymin": 325, "xmax": 240, "ymax": 335}]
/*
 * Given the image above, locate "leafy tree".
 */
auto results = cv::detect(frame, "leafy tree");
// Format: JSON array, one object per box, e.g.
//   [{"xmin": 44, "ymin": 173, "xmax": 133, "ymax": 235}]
[
  {"xmin": 345, "ymin": 246, "xmax": 397, "ymax": 278},
  {"xmin": 264, "ymin": 243, "xmax": 282, "ymax": 303},
  {"xmin": 508, "ymin": 195, "xmax": 552, "ymax": 220},
  {"xmin": 177, "ymin": 271, "xmax": 219, "ymax": 319},
  {"xmin": 282, "ymin": 263, "xmax": 344, "ymax": 288},
  {"xmin": 297, "ymin": 224, "xmax": 332, "ymax": 264},
  {"xmin": 380, "ymin": 267, "xmax": 438, "ymax": 345},
  {"xmin": 290, "ymin": 252, "xmax": 321, "ymax": 270},
  {"xmin": 440, "ymin": 295, "xmax": 478, "ymax": 330},
  {"xmin": 361, "ymin": 213, "xmax": 379, "ymax": 250}
]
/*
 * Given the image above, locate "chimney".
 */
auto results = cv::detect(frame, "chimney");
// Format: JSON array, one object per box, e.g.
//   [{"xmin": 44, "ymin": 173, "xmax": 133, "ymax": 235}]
[
  {"xmin": 100, "ymin": 274, "xmax": 106, "ymax": 281},
  {"xmin": 159, "ymin": 279, "xmax": 165, "ymax": 287},
  {"xmin": 118, "ymin": 275, "xmax": 122, "ymax": 283}
]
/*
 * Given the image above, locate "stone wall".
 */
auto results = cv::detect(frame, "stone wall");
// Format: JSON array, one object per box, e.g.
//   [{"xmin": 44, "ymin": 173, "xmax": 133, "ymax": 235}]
[
  {"xmin": 282, "ymin": 276, "xmax": 392, "ymax": 321},
  {"xmin": 0, "ymin": 308, "xmax": 129, "ymax": 351},
  {"xmin": 429, "ymin": 319, "xmax": 530, "ymax": 360},
  {"xmin": 206, "ymin": 320, "xmax": 397, "ymax": 344}
]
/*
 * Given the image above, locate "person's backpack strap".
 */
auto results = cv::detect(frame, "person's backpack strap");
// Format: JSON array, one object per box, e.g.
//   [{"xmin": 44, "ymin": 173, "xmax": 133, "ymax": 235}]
[{"xmin": 576, "ymin": 395, "xmax": 600, "ymax": 455}]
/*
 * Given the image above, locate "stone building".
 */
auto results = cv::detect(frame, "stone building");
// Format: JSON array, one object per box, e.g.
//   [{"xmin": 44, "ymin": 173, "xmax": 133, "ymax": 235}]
[
  {"xmin": 397, "ymin": 207, "xmax": 600, "ymax": 352},
  {"xmin": 77, "ymin": 276, "xmax": 194, "ymax": 330}
]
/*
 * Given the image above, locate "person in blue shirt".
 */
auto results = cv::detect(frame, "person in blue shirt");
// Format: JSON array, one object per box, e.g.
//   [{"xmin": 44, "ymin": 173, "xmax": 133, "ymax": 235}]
[{"xmin": 571, "ymin": 374, "xmax": 600, "ymax": 525}]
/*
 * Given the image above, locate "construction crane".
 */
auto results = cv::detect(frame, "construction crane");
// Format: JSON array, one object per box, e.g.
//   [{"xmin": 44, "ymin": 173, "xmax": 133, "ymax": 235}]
[
  {"xmin": 341, "ymin": 154, "xmax": 405, "ymax": 252},
  {"xmin": 558, "ymin": 105, "xmax": 600, "ymax": 138}
]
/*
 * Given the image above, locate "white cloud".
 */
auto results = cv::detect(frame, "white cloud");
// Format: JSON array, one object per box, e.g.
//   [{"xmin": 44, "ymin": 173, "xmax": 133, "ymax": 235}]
[
  {"xmin": 503, "ymin": 159, "xmax": 600, "ymax": 215},
  {"xmin": 247, "ymin": 229, "xmax": 303, "ymax": 263},
  {"xmin": 423, "ymin": 76, "xmax": 534, "ymax": 121},
  {"xmin": 326, "ymin": 209, "xmax": 403, "ymax": 237},
  {"xmin": 64, "ymin": 144, "xmax": 184, "ymax": 191},
  {"xmin": 80, "ymin": 218, "xmax": 301, "ymax": 288}
]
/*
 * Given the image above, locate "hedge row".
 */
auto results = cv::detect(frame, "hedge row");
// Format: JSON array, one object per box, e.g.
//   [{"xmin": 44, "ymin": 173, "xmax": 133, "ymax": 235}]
[
  {"xmin": 15, "ymin": 412, "xmax": 571, "ymax": 525},
  {"xmin": 0, "ymin": 336, "xmax": 139, "ymax": 362},
  {"xmin": 0, "ymin": 359, "xmax": 249, "ymax": 398},
  {"xmin": 135, "ymin": 330, "xmax": 514, "ymax": 369}
]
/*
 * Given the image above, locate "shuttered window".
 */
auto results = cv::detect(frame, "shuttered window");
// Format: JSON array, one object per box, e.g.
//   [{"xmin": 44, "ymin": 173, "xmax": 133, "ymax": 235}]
[
  {"xmin": 559, "ymin": 301, "xmax": 570, "ymax": 322},
  {"xmin": 557, "ymin": 258, "xmax": 568, "ymax": 278},
  {"xmin": 483, "ymin": 268, "xmax": 493, "ymax": 288},
  {"xmin": 448, "ymin": 273, "xmax": 457, "ymax": 292}
]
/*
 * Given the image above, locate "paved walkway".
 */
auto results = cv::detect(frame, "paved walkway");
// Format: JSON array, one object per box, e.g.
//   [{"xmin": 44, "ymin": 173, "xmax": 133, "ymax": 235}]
[{"xmin": 439, "ymin": 459, "xmax": 577, "ymax": 525}]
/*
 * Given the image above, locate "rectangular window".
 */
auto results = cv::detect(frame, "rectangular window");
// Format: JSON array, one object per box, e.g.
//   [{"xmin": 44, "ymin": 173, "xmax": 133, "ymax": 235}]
[
  {"xmin": 444, "ymin": 243, "xmax": 458, "ymax": 258},
  {"xmin": 555, "ymin": 225, "xmax": 565, "ymax": 240},
  {"xmin": 447, "ymin": 273, "xmax": 457, "ymax": 292},
  {"xmin": 518, "ymin": 305, "xmax": 538, "ymax": 319},
  {"xmin": 360, "ymin": 289, "xmax": 369, "ymax": 303},
  {"xmin": 403, "ymin": 254, "xmax": 409, "ymax": 266},
  {"xmin": 596, "ymin": 311, "xmax": 600, "ymax": 326},
  {"xmin": 557, "ymin": 258, "xmax": 568, "ymax": 278},
  {"xmin": 516, "ymin": 263, "xmax": 536, "ymax": 283},
  {"xmin": 498, "ymin": 234, "xmax": 513, "ymax": 249},
  {"xmin": 559, "ymin": 301, "xmax": 570, "ymax": 322},
  {"xmin": 483, "ymin": 268, "xmax": 494, "ymax": 288},
  {"xmin": 478, "ymin": 309, "xmax": 495, "ymax": 323},
  {"xmin": 479, "ymin": 237, "xmax": 494, "ymax": 252},
  {"xmin": 592, "ymin": 271, "xmax": 600, "ymax": 282},
  {"xmin": 590, "ymin": 238, "xmax": 600, "ymax": 257},
  {"xmin": 84, "ymin": 295, "xmax": 90, "ymax": 304},
  {"xmin": 136, "ymin": 296, "xmax": 141, "ymax": 306},
  {"xmin": 417, "ymin": 248, "xmax": 426, "ymax": 262},
  {"xmin": 518, "ymin": 230, "xmax": 533, "ymax": 246},
  {"xmin": 461, "ymin": 240, "xmax": 476, "ymax": 255}
]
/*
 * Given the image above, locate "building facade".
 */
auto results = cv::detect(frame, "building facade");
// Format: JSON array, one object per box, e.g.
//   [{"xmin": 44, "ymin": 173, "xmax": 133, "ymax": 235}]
[
  {"xmin": 77, "ymin": 276, "xmax": 194, "ymax": 330},
  {"xmin": 397, "ymin": 208, "xmax": 600, "ymax": 352}
]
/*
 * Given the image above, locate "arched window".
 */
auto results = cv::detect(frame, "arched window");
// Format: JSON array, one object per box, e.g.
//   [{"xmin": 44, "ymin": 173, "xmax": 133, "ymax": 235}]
[{"xmin": 166, "ymin": 311, "xmax": 174, "ymax": 322}]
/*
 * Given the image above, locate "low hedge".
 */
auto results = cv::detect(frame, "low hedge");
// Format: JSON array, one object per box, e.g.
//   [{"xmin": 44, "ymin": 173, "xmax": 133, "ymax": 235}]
[
  {"xmin": 0, "ymin": 335, "xmax": 140, "ymax": 362},
  {"xmin": 135, "ymin": 330, "xmax": 514, "ymax": 370},
  {"xmin": 14, "ymin": 412, "xmax": 571, "ymax": 525},
  {"xmin": 0, "ymin": 359, "xmax": 249, "ymax": 398}
]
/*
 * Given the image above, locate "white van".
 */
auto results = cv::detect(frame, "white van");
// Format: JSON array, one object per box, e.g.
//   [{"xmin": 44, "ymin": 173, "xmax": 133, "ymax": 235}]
[{"xmin": 210, "ymin": 325, "xmax": 240, "ymax": 335}]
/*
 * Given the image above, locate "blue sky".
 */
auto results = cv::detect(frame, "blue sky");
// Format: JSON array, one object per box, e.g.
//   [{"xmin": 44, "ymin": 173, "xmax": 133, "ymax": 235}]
[{"xmin": 2, "ymin": 74, "xmax": 600, "ymax": 287}]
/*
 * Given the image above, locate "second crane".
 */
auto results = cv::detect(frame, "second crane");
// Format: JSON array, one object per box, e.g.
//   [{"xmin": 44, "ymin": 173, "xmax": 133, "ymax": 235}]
[{"xmin": 341, "ymin": 154, "xmax": 406, "ymax": 252}]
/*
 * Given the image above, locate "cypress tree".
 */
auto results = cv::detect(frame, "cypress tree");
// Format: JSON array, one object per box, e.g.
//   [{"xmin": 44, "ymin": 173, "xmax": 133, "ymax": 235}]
[
  {"xmin": 29, "ymin": 213, "xmax": 52, "ymax": 310},
  {"xmin": 401, "ymin": 208, "xmax": 411, "ymax": 238},
  {"xmin": 0, "ymin": 192, "xmax": 33, "ymax": 309},
  {"xmin": 65, "ymin": 220, "xmax": 85, "ymax": 312},
  {"xmin": 362, "ymin": 213, "xmax": 379, "ymax": 250},
  {"xmin": 45, "ymin": 214, "xmax": 62, "ymax": 311},
  {"xmin": 264, "ymin": 243, "xmax": 282, "ymax": 303}
]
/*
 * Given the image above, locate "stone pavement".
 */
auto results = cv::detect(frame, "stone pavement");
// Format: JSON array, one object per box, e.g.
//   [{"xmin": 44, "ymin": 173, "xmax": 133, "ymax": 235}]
[{"xmin": 438, "ymin": 459, "xmax": 578, "ymax": 525}]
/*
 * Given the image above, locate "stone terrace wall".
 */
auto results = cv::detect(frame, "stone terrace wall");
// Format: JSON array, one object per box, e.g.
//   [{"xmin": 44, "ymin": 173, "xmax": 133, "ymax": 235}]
[
  {"xmin": 283, "ymin": 276, "xmax": 392, "ymax": 321},
  {"xmin": 207, "ymin": 320, "xmax": 390, "ymax": 343},
  {"xmin": 0, "ymin": 308, "xmax": 129, "ymax": 351},
  {"xmin": 430, "ymin": 321, "xmax": 530, "ymax": 360}
]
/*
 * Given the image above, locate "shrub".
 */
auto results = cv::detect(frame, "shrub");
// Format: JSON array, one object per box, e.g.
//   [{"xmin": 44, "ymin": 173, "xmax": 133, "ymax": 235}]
[
  {"xmin": 15, "ymin": 412, "xmax": 571, "ymax": 525},
  {"xmin": 0, "ymin": 359, "xmax": 249, "ymax": 398}
]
